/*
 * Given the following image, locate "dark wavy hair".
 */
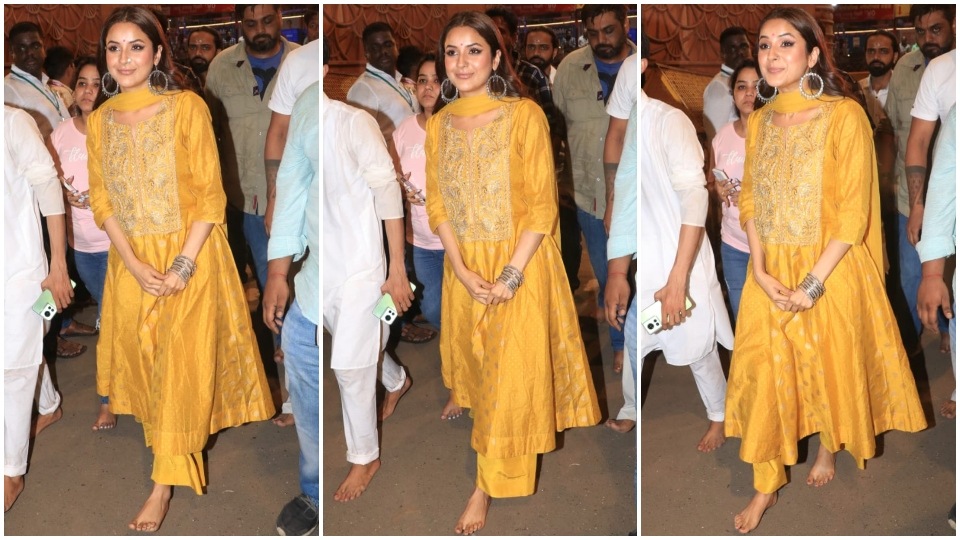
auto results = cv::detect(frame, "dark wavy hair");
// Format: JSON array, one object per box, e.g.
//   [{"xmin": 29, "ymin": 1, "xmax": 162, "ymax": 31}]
[
  {"xmin": 756, "ymin": 8, "xmax": 853, "ymax": 100},
  {"xmin": 98, "ymin": 6, "xmax": 186, "ymax": 93},
  {"xmin": 435, "ymin": 11, "xmax": 527, "ymax": 111}
]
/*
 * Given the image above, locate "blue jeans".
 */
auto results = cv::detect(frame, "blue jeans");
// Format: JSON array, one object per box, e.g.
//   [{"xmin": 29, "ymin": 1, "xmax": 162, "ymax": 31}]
[
  {"xmin": 720, "ymin": 242, "xmax": 749, "ymax": 326},
  {"xmin": 243, "ymin": 212, "xmax": 269, "ymax": 290},
  {"xmin": 577, "ymin": 207, "xmax": 624, "ymax": 351},
  {"xmin": 282, "ymin": 299, "xmax": 319, "ymax": 506},
  {"xmin": 74, "ymin": 250, "xmax": 109, "ymax": 325},
  {"xmin": 898, "ymin": 214, "xmax": 949, "ymax": 335},
  {"xmin": 412, "ymin": 246, "xmax": 444, "ymax": 328}
]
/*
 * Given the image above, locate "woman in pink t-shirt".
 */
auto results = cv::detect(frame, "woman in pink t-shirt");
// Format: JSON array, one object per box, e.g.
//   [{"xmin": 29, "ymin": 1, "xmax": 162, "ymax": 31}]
[
  {"xmin": 50, "ymin": 56, "xmax": 116, "ymax": 431},
  {"xmin": 710, "ymin": 59, "xmax": 760, "ymax": 325},
  {"xmin": 393, "ymin": 54, "xmax": 463, "ymax": 420}
]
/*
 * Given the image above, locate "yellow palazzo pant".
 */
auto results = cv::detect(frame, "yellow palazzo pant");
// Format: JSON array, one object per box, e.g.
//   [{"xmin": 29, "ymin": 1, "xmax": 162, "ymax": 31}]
[
  {"xmin": 144, "ymin": 420, "xmax": 206, "ymax": 495},
  {"xmin": 477, "ymin": 453, "xmax": 537, "ymax": 498}
]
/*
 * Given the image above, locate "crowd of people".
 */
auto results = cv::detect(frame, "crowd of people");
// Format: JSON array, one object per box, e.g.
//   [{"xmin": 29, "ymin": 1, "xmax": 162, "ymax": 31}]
[
  {"xmin": 4, "ymin": 4, "xmax": 320, "ymax": 536},
  {"xmin": 646, "ymin": 4, "xmax": 955, "ymax": 533},
  {"xmin": 324, "ymin": 4, "xmax": 638, "ymax": 535}
]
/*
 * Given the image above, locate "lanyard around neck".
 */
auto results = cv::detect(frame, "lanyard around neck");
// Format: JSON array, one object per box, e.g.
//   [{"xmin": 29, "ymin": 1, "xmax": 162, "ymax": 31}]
[
  {"xmin": 12, "ymin": 71, "xmax": 64, "ymax": 120},
  {"xmin": 365, "ymin": 68, "xmax": 414, "ymax": 112}
]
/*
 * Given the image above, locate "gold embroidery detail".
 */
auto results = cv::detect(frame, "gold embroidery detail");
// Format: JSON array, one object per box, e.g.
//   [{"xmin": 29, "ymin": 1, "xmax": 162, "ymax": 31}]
[
  {"xmin": 101, "ymin": 98, "xmax": 182, "ymax": 237},
  {"xmin": 751, "ymin": 102, "xmax": 835, "ymax": 245},
  {"xmin": 437, "ymin": 104, "xmax": 513, "ymax": 242}
]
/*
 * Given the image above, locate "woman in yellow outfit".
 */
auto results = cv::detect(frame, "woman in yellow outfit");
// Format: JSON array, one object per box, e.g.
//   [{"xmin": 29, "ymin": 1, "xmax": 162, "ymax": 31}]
[
  {"xmin": 87, "ymin": 7, "xmax": 274, "ymax": 532},
  {"xmin": 425, "ymin": 11, "xmax": 600, "ymax": 536},
  {"xmin": 725, "ymin": 8, "xmax": 926, "ymax": 534}
]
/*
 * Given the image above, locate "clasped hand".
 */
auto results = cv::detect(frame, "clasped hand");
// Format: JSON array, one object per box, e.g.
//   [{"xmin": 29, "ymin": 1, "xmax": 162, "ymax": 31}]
[
  {"xmin": 130, "ymin": 260, "xmax": 185, "ymax": 297},
  {"xmin": 755, "ymin": 272, "xmax": 812, "ymax": 312},
  {"xmin": 457, "ymin": 269, "xmax": 515, "ymax": 305}
]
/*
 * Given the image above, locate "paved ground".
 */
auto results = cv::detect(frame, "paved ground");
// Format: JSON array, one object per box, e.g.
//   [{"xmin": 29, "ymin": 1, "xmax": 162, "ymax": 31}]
[
  {"xmin": 640, "ymin": 326, "xmax": 956, "ymax": 536},
  {"xmin": 322, "ymin": 261, "xmax": 639, "ymax": 535},
  {"xmin": 3, "ymin": 283, "xmax": 305, "ymax": 536}
]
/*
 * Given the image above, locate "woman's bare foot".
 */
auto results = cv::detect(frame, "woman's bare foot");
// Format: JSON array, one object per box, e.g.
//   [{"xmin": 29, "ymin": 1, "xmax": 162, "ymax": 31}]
[
  {"xmin": 806, "ymin": 444, "xmax": 837, "ymax": 487},
  {"xmin": 697, "ymin": 421, "xmax": 726, "ymax": 452},
  {"xmin": 91, "ymin": 403, "xmax": 117, "ymax": 431},
  {"xmin": 441, "ymin": 393, "xmax": 463, "ymax": 420},
  {"xmin": 613, "ymin": 350, "xmax": 624, "ymax": 374},
  {"xmin": 272, "ymin": 413, "xmax": 296, "ymax": 427},
  {"xmin": 379, "ymin": 374, "xmax": 412, "ymax": 420},
  {"xmin": 734, "ymin": 490, "xmax": 777, "ymax": 533},
  {"xmin": 31, "ymin": 407, "xmax": 62, "ymax": 438},
  {"xmin": 454, "ymin": 487, "xmax": 492, "ymax": 535},
  {"xmin": 940, "ymin": 332, "xmax": 952, "ymax": 354},
  {"xmin": 940, "ymin": 400, "xmax": 956, "ymax": 419},
  {"xmin": 128, "ymin": 483, "xmax": 171, "ymax": 532},
  {"xmin": 5, "ymin": 475, "xmax": 24, "ymax": 512},
  {"xmin": 605, "ymin": 418, "xmax": 636, "ymax": 433},
  {"xmin": 334, "ymin": 459, "xmax": 380, "ymax": 502}
]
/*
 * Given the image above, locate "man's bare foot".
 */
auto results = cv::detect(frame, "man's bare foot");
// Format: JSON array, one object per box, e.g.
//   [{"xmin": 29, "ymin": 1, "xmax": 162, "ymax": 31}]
[
  {"xmin": 441, "ymin": 393, "xmax": 463, "ymax": 420},
  {"xmin": 274, "ymin": 348, "xmax": 284, "ymax": 363},
  {"xmin": 940, "ymin": 400, "xmax": 956, "ymax": 419},
  {"xmin": 272, "ymin": 413, "xmax": 295, "ymax": 427},
  {"xmin": 613, "ymin": 349, "xmax": 624, "ymax": 374},
  {"xmin": 5, "ymin": 475, "xmax": 24, "ymax": 512},
  {"xmin": 128, "ymin": 483, "xmax": 171, "ymax": 532},
  {"xmin": 605, "ymin": 418, "xmax": 636, "ymax": 433},
  {"xmin": 92, "ymin": 403, "xmax": 117, "ymax": 431},
  {"xmin": 697, "ymin": 421, "xmax": 726, "ymax": 452},
  {"xmin": 734, "ymin": 490, "xmax": 777, "ymax": 533},
  {"xmin": 31, "ymin": 407, "xmax": 62, "ymax": 438},
  {"xmin": 454, "ymin": 487, "xmax": 492, "ymax": 535},
  {"xmin": 806, "ymin": 443, "xmax": 837, "ymax": 487},
  {"xmin": 333, "ymin": 460, "xmax": 381, "ymax": 502},
  {"xmin": 379, "ymin": 374, "xmax": 412, "ymax": 420},
  {"xmin": 941, "ymin": 332, "xmax": 952, "ymax": 354}
]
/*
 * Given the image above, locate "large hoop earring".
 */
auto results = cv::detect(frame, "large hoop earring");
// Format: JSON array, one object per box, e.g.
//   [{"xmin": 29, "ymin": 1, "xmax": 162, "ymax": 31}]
[
  {"xmin": 756, "ymin": 77, "xmax": 778, "ymax": 104},
  {"xmin": 799, "ymin": 71, "xmax": 824, "ymax": 100},
  {"xmin": 101, "ymin": 72, "xmax": 119, "ymax": 98},
  {"xmin": 440, "ymin": 78, "xmax": 459, "ymax": 103},
  {"xmin": 486, "ymin": 72, "xmax": 507, "ymax": 100},
  {"xmin": 147, "ymin": 64, "xmax": 169, "ymax": 95}
]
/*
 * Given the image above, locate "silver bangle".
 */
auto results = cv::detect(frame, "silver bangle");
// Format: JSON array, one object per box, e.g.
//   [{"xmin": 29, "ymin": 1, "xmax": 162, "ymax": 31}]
[
  {"xmin": 497, "ymin": 265, "xmax": 524, "ymax": 293},
  {"xmin": 798, "ymin": 273, "xmax": 825, "ymax": 304}
]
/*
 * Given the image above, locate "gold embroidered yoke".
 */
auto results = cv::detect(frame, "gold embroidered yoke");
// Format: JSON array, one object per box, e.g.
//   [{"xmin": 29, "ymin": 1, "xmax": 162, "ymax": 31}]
[
  {"xmin": 725, "ymin": 96, "xmax": 926, "ymax": 469},
  {"xmin": 87, "ymin": 90, "xmax": 274, "ymax": 480},
  {"xmin": 426, "ymin": 98, "xmax": 600, "ymax": 460}
]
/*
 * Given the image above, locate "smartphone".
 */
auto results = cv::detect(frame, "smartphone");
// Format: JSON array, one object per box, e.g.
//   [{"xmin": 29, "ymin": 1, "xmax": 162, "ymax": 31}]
[
  {"xmin": 398, "ymin": 172, "xmax": 425, "ymax": 204},
  {"xmin": 711, "ymin": 168, "xmax": 729, "ymax": 183},
  {"xmin": 61, "ymin": 177, "xmax": 89, "ymax": 203},
  {"xmin": 373, "ymin": 283, "xmax": 417, "ymax": 324},
  {"xmin": 32, "ymin": 280, "xmax": 77, "ymax": 320},
  {"xmin": 640, "ymin": 296, "xmax": 694, "ymax": 335}
]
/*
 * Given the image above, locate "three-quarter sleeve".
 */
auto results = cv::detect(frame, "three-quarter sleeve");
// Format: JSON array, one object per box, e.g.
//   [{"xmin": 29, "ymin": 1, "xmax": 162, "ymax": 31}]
[
  {"xmin": 177, "ymin": 92, "xmax": 227, "ymax": 224},
  {"xmin": 515, "ymin": 100, "xmax": 557, "ymax": 235},
  {"xmin": 86, "ymin": 108, "xmax": 114, "ymax": 228},
  {"xmin": 832, "ymin": 101, "xmax": 875, "ymax": 245},
  {"xmin": 738, "ymin": 112, "xmax": 761, "ymax": 227},
  {"xmin": 425, "ymin": 113, "xmax": 448, "ymax": 233},
  {"xmin": 663, "ymin": 108, "xmax": 707, "ymax": 227}
]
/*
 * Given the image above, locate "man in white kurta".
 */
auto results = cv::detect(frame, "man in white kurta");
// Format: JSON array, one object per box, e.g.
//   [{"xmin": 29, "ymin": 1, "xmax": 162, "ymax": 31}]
[
  {"xmin": 4, "ymin": 106, "xmax": 71, "ymax": 510},
  {"xmin": 640, "ymin": 82, "xmax": 735, "ymax": 452},
  {"xmin": 323, "ymin": 55, "xmax": 414, "ymax": 501}
]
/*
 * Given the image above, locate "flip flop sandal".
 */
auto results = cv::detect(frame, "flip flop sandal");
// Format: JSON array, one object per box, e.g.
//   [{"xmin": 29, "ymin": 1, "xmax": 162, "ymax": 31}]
[
  {"xmin": 56, "ymin": 337, "xmax": 87, "ymax": 358},
  {"xmin": 60, "ymin": 321, "xmax": 99, "ymax": 337},
  {"xmin": 399, "ymin": 322, "xmax": 437, "ymax": 344}
]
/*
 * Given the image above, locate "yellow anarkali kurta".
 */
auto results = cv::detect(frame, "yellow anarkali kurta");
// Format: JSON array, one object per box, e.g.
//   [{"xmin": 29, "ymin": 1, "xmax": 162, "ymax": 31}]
[
  {"xmin": 87, "ymin": 89, "xmax": 275, "ymax": 493},
  {"xmin": 725, "ymin": 92, "xmax": 926, "ymax": 487},
  {"xmin": 426, "ymin": 96, "xmax": 600, "ymax": 465}
]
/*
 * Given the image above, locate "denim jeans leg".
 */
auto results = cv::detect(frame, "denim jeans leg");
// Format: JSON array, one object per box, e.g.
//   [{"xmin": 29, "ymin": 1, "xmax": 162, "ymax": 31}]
[
  {"xmin": 577, "ymin": 207, "xmax": 624, "ymax": 351},
  {"xmin": 73, "ymin": 250, "xmax": 109, "ymax": 325},
  {"xmin": 412, "ymin": 246, "xmax": 444, "ymax": 328},
  {"xmin": 242, "ymin": 212, "xmax": 270, "ymax": 291},
  {"xmin": 720, "ymin": 242, "xmax": 749, "ymax": 326},
  {"xmin": 898, "ymin": 214, "xmax": 923, "ymax": 335},
  {"xmin": 282, "ymin": 299, "xmax": 320, "ymax": 506}
]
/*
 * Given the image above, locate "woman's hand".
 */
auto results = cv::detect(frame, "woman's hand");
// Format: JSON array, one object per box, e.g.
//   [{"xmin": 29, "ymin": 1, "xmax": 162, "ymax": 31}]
[
  {"xmin": 783, "ymin": 287, "xmax": 814, "ymax": 313},
  {"xmin": 63, "ymin": 176, "xmax": 90, "ymax": 209},
  {"xmin": 455, "ymin": 268, "xmax": 493, "ymax": 304},
  {"xmin": 487, "ymin": 281, "xmax": 515, "ymax": 306},
  {"xmin": 754, "ymin": 271, "xmax": 792, "ymax": 311},
  {"xmin": 404, "ymin": 188, "xmax": 425, "ymax": 206},
  {"xmin": 128, "ymin": 260, "xmax": 166, "ymax": 296},
  {"xmin": 714, "ymin": 178, "xmax": 740, "ymax": 208},
  {"xmin": 157, "ymin": 270, "xmax": 187, "ymax": 297}
]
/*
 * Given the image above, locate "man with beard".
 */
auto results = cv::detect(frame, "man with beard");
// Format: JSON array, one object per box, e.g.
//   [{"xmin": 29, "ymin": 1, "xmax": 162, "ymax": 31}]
[
  {"xmin": 702, "ymin": 26, "xmax": 750, "ymax": 144},
  {"xmin": 205, "ymin": 5, "xmax": 299, "ymax": 378},
  {"xmin": 186, "ymin": 26, "xmax": 222, "ymax": 91},
  {"xmin": 554, "ymin": 4, "xmax": 635, "ymax": 376},
  {"xmin": 523, "ymin": 26, "xmax": 559, "ymax": 88},
  {"xmin": 885, "ymin": 4, "xmax": 955, "ymax": 369},
  {"xmin": 859, "ymin": 30, "xmax": 899, "ymax": 127}
]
